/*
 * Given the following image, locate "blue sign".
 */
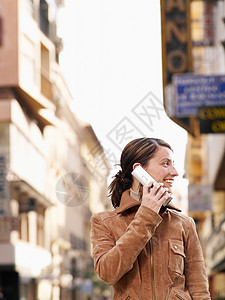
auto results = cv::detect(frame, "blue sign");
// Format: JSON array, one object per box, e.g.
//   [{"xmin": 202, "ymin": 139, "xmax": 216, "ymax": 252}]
[{"xmin": 173, "ymin": 74, "xmax": 225, "ymax": 117}]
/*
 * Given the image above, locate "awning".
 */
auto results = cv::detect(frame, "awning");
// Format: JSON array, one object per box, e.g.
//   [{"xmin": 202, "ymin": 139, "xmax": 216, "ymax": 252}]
[{"xmin": 9, "ymin": 172, "xmax": 54, "ymax": 208}]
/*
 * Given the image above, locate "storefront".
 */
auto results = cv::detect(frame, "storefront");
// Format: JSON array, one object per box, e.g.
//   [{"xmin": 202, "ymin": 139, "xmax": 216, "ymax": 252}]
[{"xmin": 0, "ymin": 266, "xmax": 19, "ymax": 300}]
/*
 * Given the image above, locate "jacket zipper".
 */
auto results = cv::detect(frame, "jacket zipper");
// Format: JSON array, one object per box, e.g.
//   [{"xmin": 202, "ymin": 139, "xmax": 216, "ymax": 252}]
[{"xmin": 150, "ymin": 239, "xmax": 155, "ymax": 300}]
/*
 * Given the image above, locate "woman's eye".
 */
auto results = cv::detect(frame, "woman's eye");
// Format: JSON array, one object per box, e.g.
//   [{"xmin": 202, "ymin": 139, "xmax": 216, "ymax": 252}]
[{"xmin": 163, "ymin": 162, "xmax": 169, "ymax": 166}]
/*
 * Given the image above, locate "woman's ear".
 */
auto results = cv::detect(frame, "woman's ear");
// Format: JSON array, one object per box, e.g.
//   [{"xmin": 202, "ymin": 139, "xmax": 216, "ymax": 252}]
[{"xmin": 132, "ymin": 163, "xmax": 141, "ymax": 170}]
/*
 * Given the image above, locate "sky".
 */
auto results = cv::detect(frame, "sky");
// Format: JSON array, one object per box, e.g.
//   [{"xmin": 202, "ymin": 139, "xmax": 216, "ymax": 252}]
[{"xmin": 57, "ymin": 0, "xmax": 188, "ymax": 184}]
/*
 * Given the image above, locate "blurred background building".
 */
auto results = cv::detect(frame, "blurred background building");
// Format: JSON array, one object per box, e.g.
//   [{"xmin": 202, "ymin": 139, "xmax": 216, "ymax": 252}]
[
  {"xmin": 1, "ymin": 0, "xmax": 225, "ymax": 299},
  {"xmin": 0, "ymin": 0, "xmax": 111, "ymax": 299},
  {"xmin": 161, "ymin": 0, "xmax": 225, "ymax": 299}
]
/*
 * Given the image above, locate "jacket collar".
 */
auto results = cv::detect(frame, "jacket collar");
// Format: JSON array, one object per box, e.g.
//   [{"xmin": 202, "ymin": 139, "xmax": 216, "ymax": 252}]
[
  {"xmin": 116, "ymin": 190, "xmax": 140, "ymax": 214},
  {"xmin": 116, "ymin": 189, "xmax": 181, "ymax": 214}
]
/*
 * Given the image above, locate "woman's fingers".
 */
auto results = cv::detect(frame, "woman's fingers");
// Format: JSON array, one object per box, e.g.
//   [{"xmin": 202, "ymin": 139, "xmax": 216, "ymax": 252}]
[
  {"xmin": 154, "ymin": 185, "xmax": 168, "ymax": 198},
  {"xmin": 158, "ymin": 191, "xmax": 172, "ymax": 205},
  {"xmin": 141, "ymin": 182, "xmax": 172, "ymax": 213},
  {"xmin": 142, "ymin": 181, "xmax": 155, "ymax": 194},
  {"xmin": 143, "ymin": 182, "xmax": 167, "ymax": 200},
  {"xmin": 151, "ymin": 182, "xmax": 163, "ymax": 194}
]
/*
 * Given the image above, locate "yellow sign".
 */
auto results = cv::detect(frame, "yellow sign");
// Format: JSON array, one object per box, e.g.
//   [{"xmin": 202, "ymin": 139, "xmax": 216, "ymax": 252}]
[{"xmin": 198, "ymin": 106, "xmax": 225, "ymax": 133}]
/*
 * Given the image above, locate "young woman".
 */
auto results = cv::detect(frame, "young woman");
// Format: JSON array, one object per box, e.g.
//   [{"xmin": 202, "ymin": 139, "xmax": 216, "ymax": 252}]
[{"xmin": 91, "ymin": 138, "xmax": 211, "ymax": 300}]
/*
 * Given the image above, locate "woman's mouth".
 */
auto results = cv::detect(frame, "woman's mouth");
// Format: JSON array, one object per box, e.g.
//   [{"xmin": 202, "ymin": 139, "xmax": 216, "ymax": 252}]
[{"xmin": 164, "ymin": 179, "xmax": 174, "ymax": 186}]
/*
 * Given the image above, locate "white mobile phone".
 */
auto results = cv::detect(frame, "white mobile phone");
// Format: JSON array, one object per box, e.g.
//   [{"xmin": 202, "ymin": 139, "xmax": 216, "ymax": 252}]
[{"xmin": 131, "ymin": 165, "xmax": 172, "ymax": 206}]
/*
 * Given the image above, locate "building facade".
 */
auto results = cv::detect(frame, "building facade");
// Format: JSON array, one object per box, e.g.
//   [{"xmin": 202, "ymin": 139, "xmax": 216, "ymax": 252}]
[
  {"xmin": 189, "ymin": 1, "xmax": 225, "ymax": 298},
  {"xmin": 161, "ymin": 0, "xmax": 225, "ymax": 299},
  {"xmin": 0, "ymin": 0, "xmax": 110, "ymax": 299}
]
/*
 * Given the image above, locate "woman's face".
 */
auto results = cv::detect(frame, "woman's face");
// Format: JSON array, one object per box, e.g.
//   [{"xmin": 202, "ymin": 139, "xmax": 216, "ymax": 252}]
[{"xmin": 144, "ymin": 146, "xmax": 178, "ymax": 190}]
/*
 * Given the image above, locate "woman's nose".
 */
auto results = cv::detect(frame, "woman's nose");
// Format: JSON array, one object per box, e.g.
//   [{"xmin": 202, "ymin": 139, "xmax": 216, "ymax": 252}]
[{"xmin": 171, "ymin": 165, "xmax": 178, "ymax": 177}]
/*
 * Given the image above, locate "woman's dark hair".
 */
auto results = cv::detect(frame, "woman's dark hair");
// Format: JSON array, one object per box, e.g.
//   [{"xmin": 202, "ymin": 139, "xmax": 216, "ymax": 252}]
[{"xmin": 108, "ymin": 137, "xmax": 172, "ymax": 208}]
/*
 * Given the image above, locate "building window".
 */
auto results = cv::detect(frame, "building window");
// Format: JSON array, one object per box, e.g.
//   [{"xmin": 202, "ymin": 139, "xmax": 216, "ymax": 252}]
[
  {"xmin": 19, "ymin": 213, "xmax": 29, "ymax": 242},
  {"xmin": 191, "ymin": 0, "xmax": 215, "ymax": 47},
  {"xmin": 40, "ymin": 0, "xmax": 49, "ymax": 37},
  {"xmin": 41, "ymin": 43, "xmax": 53, "ymax": 100},
  {"xmin": 37, "ymin": 205, "xmax": 45, "ymax": 247}
]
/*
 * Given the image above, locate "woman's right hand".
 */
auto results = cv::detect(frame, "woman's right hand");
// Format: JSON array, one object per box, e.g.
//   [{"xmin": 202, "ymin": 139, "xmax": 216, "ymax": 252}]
[{"xmin": 141, "ymin": 181, "xmax": 172, "ymax": 213}]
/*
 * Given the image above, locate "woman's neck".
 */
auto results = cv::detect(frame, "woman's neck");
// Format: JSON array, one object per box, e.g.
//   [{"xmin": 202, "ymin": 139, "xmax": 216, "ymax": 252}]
[
  {"xmin": 130, "ymin": 188, "xmax": 140, "ymax": 201},
  {"xmin": 131, "ymin": 181, "xmax": 140, "ymax": 193}
]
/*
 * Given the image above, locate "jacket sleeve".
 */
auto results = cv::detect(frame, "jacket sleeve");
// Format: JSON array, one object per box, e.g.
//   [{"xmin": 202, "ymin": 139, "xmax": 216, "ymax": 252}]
[
  {"xmin": 185, "ymin": 218, "xmax": 211, "ymax": 299},
  {"xmin": 91, "ymin": 206, "xmax": 162, "ymax": 285}
]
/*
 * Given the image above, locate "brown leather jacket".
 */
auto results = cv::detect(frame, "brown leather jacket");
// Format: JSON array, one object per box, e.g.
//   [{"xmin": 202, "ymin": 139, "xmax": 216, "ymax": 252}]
[{"xmin": 91, "ymin": 190, "xmax": 211, "ymax": 300}]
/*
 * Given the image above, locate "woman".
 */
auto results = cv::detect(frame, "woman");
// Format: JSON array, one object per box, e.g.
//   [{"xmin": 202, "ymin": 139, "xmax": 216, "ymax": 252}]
[{"xmin": 91, "ymin": 138, "xmax": 211, "ymax": 299}]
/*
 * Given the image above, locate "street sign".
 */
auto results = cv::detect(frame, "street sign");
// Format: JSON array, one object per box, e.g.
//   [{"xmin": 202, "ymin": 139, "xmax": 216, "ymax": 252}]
[
  {"xmin": 198, "ymin": 106, "xmax": 225, "ymax": 133},
  {"xmin": 161, "ymin": 0, "xmax": 192, "ymax": 86},
  {"xmin": 174, "ymin": 74, "xmax": 225, "ymax": 117},
  {"xmin": 188, "ymin": 185, "xmax": 212, "ymax": 212},
  {"xmin": 161, "ymin": 0, "xmax": 194, "ymax": 134}
]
